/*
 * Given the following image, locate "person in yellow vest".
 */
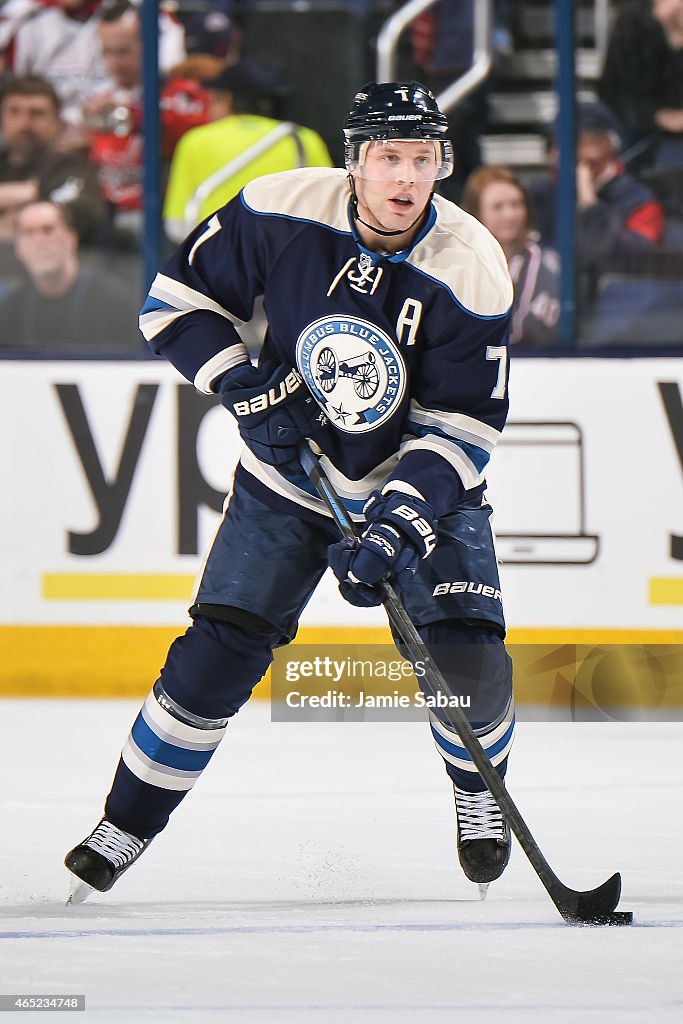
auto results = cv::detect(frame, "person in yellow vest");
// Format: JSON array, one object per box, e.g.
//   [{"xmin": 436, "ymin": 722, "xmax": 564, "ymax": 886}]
[{"xmin": 163, "ymin": 60, "xmax": 333, "ymax": 243}]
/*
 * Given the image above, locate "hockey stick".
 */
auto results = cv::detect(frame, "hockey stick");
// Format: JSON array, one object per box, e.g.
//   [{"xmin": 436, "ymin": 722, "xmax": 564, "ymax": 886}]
[{"xmin": 298, "ymin": 441, "xmax": 633, "ymax": 926}]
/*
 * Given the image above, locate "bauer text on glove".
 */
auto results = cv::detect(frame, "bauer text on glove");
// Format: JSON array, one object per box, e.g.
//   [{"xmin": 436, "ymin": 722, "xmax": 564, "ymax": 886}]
[
  {"xmin": 329, "ymin": 490, "xmax": 437, "ymax": 607},
  {"xmin": 218, "ymin": 359, "xmax": 326, "ymax": 467}
]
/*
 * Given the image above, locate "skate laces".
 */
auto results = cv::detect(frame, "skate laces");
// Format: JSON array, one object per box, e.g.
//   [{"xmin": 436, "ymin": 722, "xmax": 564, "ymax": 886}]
[
  {"xmin": 455, "ymin": 787, "xmax": 506, "ymax": 842},
  {"xmin": 84, "ymin": 819, "xmax": 146, "ymax": 869}
]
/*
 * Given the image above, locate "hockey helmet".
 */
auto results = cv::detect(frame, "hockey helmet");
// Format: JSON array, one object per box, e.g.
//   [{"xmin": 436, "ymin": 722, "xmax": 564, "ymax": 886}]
[{"xmin": 344, "ymin": 82, "xmax": 453, "ymax": 181}]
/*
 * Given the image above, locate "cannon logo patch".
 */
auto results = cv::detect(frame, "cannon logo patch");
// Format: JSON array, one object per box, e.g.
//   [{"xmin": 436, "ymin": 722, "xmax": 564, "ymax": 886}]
[{"xmin": 296, "ymin": 315, "xmax": 406, "ymax": 433}]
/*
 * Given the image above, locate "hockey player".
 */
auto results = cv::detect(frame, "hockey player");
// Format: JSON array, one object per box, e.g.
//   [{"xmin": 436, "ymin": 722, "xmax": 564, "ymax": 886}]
[{"xmin": 65, "ymin": 82, "xmax": 515, "ymax": 902}]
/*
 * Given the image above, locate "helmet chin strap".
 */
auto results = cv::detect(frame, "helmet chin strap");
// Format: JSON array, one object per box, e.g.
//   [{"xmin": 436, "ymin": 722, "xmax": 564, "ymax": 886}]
[{"xmin": 348, "ymin": 175, "xmax": 431, "ymax": 239}]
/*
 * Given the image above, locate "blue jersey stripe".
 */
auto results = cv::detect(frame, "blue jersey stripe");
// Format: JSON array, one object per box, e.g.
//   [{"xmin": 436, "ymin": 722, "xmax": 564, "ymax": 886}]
[
  {"xmin": 406, "ymin": 421, "xmax": 491, "ymax": 473},
  {"xmin": 140, "ymin": 294, "xmax": 178, "ymax": 315}
]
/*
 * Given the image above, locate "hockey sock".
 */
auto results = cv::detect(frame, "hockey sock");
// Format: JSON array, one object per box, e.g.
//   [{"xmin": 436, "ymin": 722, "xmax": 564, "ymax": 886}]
[
  {"xmin": 104, "ymin": 616, "xmax": 276, "ymax": 838},
  {"xmin": 414, "ymin": 620, "xmax": 515, "ymax": 794}
]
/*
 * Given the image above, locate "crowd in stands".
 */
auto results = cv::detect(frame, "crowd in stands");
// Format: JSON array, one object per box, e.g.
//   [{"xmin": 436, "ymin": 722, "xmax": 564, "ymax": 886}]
[{"xmin": 0, "ymin": 0, "xmax": 681, "ymax": 352}]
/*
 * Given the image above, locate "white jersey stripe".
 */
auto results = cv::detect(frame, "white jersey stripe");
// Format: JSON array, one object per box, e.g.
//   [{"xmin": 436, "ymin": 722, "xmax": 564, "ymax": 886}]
[
  {"xmin": 409, "ymin": 401, "xmax": 501, "ymax": 451},
  {"xmin": 319, "ymin": 451, "xmax": 402, "ymax": 500},
  {"xmin": 150, "ymin": 272, "xmax": 247, "ymax": 324},
  {"xmin": 240, "ymin": 451, "xmax": 348, "ymax": 519},
  {"xmin": 240, "ymin": 449, "xmax": 406, "ymax": 519},
  {"xmin": 399, "ymin": 435, "xmax": 485, "ymax": 490},
  {"xmin": 139, "ymin": 308, "xmax": 190, "ymax": 341},
  {"xmin": 194, "ymin": 345, "xmax": 250, "ymax": 394}
]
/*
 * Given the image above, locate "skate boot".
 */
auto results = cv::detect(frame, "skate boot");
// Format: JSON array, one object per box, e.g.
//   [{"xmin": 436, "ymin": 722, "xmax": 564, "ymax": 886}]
[
  {"xmin": 454, "ymin": 785, "xmax": 511, "ymax": 889},
  {"xmin": 65, "ymin": 818, "xmax": 152, "ymax": 904}
]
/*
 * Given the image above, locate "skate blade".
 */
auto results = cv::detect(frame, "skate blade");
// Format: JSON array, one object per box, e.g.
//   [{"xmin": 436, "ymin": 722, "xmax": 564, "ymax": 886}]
[
  {"xmin": 477, "ymin": 883, "xmax": 489, "ymax": 901},
  {"xmin": 66, "ymin": 873, "xmax": 94, "ymax": 906}
]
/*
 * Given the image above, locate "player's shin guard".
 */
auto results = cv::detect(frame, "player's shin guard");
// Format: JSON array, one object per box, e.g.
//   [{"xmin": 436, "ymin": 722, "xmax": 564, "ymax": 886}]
[
  {"xmin": 417, "ymin": 621, "xmax": 514, "ymax": 792},
  {"xmin": 104, "ymin": 616, "xmax": 276, "ymax": 839}
]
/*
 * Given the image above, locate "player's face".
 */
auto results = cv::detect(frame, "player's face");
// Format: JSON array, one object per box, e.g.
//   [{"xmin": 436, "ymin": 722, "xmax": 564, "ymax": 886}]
[
  {"xmin": 478, "ymin": 181, "xmax": 528, "ymax": 248},
  {"xmin": 357, "ymin": 139, "xmax": 443, "ymax": 183},
  {"xmin": 352, "ymin": 141, "xmax": 436, "ymax": 237}
]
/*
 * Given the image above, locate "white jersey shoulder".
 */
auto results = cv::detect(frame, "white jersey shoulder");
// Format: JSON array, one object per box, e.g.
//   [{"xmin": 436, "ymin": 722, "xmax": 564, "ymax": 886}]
[
  {"xmin": 410, "ymin": 194, "xmax": 513, "ymax": 318},
  {"xmin": 241, "ymin": 167, "xmax": 351, "ymax": 234}
]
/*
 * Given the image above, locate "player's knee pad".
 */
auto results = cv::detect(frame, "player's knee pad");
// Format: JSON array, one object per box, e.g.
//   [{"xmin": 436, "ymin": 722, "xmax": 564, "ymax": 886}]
[
  {"xmin": 160, "ymin": 612, "xmax": 279, "ymax": 721},
  {"xmin": 411, "ymin": 619, "xmax": 515, "ymax": 793}
]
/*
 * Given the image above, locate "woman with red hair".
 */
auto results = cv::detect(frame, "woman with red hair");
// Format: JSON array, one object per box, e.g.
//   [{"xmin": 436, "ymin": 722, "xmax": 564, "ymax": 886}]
[{"xmin": 463, "ymin": 165, "xmax": 560, "ymax": 347}]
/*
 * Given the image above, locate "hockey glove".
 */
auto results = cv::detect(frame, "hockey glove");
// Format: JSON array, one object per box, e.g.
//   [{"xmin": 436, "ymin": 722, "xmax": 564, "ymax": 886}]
[
  {"xmin": 329, "ymin": 490, "xmax": 438, "ymax": 608},
  {"xmin": 219, "ymin": 359, "xmax": 326, "ymax": 467}
]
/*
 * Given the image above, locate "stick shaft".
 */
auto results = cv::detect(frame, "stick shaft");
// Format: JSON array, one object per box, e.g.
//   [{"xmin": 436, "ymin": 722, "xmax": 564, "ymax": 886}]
[{"xmin": 298, "ymin": 443, "xmax": 571, "ymax": 907}]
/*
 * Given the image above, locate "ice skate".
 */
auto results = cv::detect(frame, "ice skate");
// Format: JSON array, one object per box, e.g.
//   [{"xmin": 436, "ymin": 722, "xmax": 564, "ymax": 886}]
[
  {"xmin": 454, "ymin": 785, "xmax": 511, "ymax": 887},
  {"xmin": 65, "ymin": 818, "xmax": 151, "ymax": 904}
]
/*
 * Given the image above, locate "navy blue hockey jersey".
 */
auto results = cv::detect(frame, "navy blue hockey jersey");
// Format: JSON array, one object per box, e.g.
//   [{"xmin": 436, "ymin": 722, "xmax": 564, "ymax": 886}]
[{"xmin": 140, "ymin": 167, "xmax": 513, "ymax": 520}]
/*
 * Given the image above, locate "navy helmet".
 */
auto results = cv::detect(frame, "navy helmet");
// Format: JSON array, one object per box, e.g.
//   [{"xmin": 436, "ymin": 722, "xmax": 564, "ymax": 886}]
[{"xmin": 344, "ymin": 82, "xmax": 453, "ymax": 181}]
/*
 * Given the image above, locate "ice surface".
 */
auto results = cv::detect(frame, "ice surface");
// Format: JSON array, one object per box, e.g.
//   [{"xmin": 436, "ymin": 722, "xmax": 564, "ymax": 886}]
[{"xmin": 1, "ymin": 700, "xmax": 682, "ymax": 1023}]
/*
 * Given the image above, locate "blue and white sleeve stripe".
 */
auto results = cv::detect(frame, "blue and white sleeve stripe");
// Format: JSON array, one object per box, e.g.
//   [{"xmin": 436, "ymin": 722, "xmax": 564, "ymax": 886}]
[
  {"xmin": 399, "ymin": 400, "xmax": 501, "ymax": 492},
  {"xmin": 139, "ymin": 272, "xmax": 251, "ymax": 392},
  {"xmin": 139, "ymin": 272, "xmax": 248, "ymax": 342}
]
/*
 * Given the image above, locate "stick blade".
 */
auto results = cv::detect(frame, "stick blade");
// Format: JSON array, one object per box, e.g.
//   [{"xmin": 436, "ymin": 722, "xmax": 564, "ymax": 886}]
[{"xmin": 555, "ymin": 871, "xmax": 632, "ymax": 925}]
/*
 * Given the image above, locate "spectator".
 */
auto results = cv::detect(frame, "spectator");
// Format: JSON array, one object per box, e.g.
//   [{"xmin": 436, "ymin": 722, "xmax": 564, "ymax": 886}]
[
  {"xmin": 528, "ymin": 102, "xmax": 665, "ymax": 303},
  {"xmin": 163, "ymin": 60, "xmax": 333, "ymax": 243},
  {"xmin": 4, "ymin": 0, "xmax": 185, "ymax": 132},
  {"xmin": 170, "ymin": 4, "xmax": 242, "ymax": 106},
  {"xmin": 82, "ymin": 0, "xmax": 208, "ymax": 240},
  {"xmin": 0, "ymin": 75, "xmax": 106, "ymax": 254},
  {"xmin": 183, "ymin": 6, "xmax": 241, "ymax": 65},
  {"xmin": 599, "ymin": 0, "xmax": 683, "ymax": 170},
  {"xmin": 0, "ymin": 200, "xmax": 142, "ymax": 350},
  {"xmin": 463, "ymin": 165, "xmax": 560, "ymax": 346},
  {"xmin": 6, "ymin": 0, "xmax": 109, "ymax": 130},
  {"xmin": 0, "ymin": 0, "xmax": 40, "ymax": 64}
]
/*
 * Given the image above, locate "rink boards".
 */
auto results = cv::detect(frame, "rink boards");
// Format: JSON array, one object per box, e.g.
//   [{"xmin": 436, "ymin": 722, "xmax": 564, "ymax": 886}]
[{"xmin": 1, "ymin": 357, "xmax": 682, "ymax": 705}]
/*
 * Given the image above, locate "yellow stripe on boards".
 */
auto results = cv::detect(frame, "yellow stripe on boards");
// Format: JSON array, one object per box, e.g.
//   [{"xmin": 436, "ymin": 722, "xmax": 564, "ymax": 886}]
[
  {"xmin": 0, "ymin": 626, "xmax": 393, "ymax": 698},
  {"xmin": 2, "ymin": 625, "xmax": 683, "ymax": 700},
  {"xmin": 649, "ymin": 578, "xmax": 683, "ymax": 606},
  {"xmin": 42, "ymin": 574, "xmax": 197, "ymax": 601}
]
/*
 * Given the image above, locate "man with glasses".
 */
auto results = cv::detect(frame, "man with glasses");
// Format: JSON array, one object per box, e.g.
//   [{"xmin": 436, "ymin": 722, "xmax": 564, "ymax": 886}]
[{"xmin": 65, "ymin": 83, "xmax": 516, "ymax": 902}]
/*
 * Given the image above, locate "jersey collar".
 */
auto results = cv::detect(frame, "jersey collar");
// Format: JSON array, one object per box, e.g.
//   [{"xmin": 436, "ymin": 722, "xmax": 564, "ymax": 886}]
[{"xmin": 348, "ymin": 199, "xmax": 437, "ymax": 263}]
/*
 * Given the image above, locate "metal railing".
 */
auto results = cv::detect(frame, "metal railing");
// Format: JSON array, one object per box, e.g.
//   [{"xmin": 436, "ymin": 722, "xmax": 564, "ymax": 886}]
[
  {"xmin": 376, "ymin": 0, "xmax": 492, "ymax": 114},
  {"xmin": 376, "ymin": 0, "xmax": 610, "ymax": 109},
  {"xmin": 594, "ymin": 0, "xmax": 612, "ymax": 70}
]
